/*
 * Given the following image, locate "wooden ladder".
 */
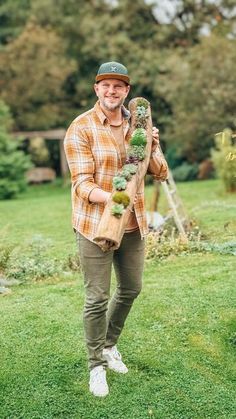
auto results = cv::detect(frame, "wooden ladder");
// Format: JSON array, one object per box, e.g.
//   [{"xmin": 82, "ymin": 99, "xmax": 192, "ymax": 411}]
[{"xmin": 161, "ymin": 170, "xmax": 190, "ymax": 239}]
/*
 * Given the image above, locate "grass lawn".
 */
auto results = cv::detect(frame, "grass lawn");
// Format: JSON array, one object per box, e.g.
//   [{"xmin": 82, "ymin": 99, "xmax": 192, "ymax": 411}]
[{"xmin": 0, "ymin": 179, "xmax": 235, "ymax": 418}]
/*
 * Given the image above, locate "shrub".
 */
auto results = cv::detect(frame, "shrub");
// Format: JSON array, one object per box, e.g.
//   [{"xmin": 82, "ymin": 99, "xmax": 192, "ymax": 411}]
[
  {"xmin": 172, "ymin": 162, "xmax": 198, "ymax": 182},
  {"xmin": 5, "ymin": 235, "xmax": 62, "ymax": 282},
  {"xmin": 0, "ymin": 100, "xmax": 32, "ymax": 199},
  {"xmin": 145, "ymin": 228, "xmax": 201, "ymax": 260},
  {"xmin": 211, "ymin": 129, "xmax": 236, "ymax": 192},
  {"xmin": 145, "ymin": 229, "xmax": 236, "ymax": 261}
]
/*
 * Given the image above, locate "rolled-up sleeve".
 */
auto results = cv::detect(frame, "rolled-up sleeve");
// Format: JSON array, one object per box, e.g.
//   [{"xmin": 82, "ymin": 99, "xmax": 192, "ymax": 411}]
[
  {"xmin": 147, "ymin": 148, "xmax": 169, "ymax": 181},
  {"xmin": 64, "ymin": 121, "xmax": 100, "ymax": 201}
]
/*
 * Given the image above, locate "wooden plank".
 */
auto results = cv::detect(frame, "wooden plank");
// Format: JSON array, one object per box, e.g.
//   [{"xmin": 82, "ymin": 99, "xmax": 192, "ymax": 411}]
[{"xmin": 12, "ymin": 129, "xmax": 66, "ymax": 140}]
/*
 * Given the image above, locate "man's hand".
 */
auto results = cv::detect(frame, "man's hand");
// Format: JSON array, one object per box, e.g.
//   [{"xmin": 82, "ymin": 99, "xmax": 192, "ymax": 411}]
[{"xmin": 152, "ymin": 126, "xmax": 160, "ymax": 152}]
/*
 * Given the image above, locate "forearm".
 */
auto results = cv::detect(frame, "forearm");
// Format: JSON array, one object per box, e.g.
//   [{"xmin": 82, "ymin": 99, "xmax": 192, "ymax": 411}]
[
  {"xmin": 148, "ymin": 149, "xmax": 169, "ymax": 181},
  {"xmin": 88, "ymin": 187, "xmax": 111, "ymax": 204}
]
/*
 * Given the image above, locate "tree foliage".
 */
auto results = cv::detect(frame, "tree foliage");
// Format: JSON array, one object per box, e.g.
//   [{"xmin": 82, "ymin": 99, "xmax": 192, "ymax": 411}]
[
  {"xmin": 0, "ymin": 0, "xmax": 235, "ymax": 165},
  {"xmin": 0, "ymin": 19, "xmax": 76, "ymax": 129},
  {"xmin": 0, "ymin": 101, "xmax": 32, "ymax": 199},
  {"xmin": 160, "ymin": 34, "xmax": 236, "ymax": 162},
  {"xmin": 211, "ymin": 129, "xmax": 236, "ymax": 192}
]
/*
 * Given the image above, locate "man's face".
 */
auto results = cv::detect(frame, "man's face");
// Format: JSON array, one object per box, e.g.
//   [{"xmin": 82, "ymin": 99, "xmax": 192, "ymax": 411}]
[{"xmin": 94, "ymin": 78, "xmax": 130, "ymax": 111}]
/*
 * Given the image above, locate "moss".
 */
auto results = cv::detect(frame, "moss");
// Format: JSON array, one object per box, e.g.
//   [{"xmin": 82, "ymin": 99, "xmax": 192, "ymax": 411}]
[{"xmin": 112, "ymin": 191, "xmax": 130, "ymax": 208}]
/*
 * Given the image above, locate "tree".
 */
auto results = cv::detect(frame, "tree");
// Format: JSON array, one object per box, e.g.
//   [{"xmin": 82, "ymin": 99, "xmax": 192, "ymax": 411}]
[
  {"xmin": 0, "ymin": 0, "xmax": 31, "ymax": 44},
  {"xmin": 152, "ymin": 0, "xmax": 236, "ymax": 47},
  {"xmin": 160, "ymin": 34, "xmax": 236, "ymax": 162},
  {"xmin": 0, "ymin": 20, "xmax": 76, "ymax": 129}
]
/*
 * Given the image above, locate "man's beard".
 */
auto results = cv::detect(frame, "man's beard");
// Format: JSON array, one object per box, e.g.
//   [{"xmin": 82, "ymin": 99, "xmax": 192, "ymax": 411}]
[{"xmin": 101, "ymin": 97, "xmax": 124, "ymax": 111}]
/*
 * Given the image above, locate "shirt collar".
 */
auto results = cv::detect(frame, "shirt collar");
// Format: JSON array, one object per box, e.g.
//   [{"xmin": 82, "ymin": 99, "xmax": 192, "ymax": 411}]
[{"xmin": 94, "ymin": 101, "xmax": 131, "ymax": 125}]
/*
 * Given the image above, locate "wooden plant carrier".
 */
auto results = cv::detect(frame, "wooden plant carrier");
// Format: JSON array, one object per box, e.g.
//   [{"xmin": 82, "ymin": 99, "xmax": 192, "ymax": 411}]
[{"xmin": 94, "ymin": 97, "xmax": 153, "ymax": 251}]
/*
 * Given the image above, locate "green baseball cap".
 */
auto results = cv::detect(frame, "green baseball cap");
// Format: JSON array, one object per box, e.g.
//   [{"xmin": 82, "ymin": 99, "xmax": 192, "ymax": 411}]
[{"xmin": 95, "ymin": 61, "xmax": 130, "ymax": 84}]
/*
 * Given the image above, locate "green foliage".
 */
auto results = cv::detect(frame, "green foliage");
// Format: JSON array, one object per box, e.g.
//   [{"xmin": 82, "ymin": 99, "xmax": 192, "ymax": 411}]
[
  {"xmin": 128, "ymin": 145, "xmax": 146, "ymax": 161},
  {"xmin": 135, "ymin": 106, "xmax": 149, "ymax": 128},
  {"xmin": 136, "ymin": 98, "xmax": 149, "ymax": 109},
  {"xmin": 123, "ymin": 163, "xmax": 138, "ymax": 175},
  {"xmin": 130, "ymin": 128, "xmax": 147, "ymax": 146},
  {"xmin": 112, "ymin": 191, "xmax": 130, "ymax": 208},
  {"xmin": 172, "ymin": 162, "xmax": 199, "ymax": 182},
  {"xmin": 200, "ymin": 240, "xmax": 236, "ymax": 256},
  {"xmin": 112, "ymin": 175, "xmax": 127, "ymax": 191},
  {"xmin": 2, "ymin": 235, "xmax": 63, "ymax": 282},
  {"xmin": 211, "ymin": 129, "xmax": 236, "ymax": 192},
  {"xmin": 145, "ymin": 230, "xmax": 236, "ymax": 260},
  {"xmin": 120, "ymin": 167, "xmax": 132, "ymax": 181},
  {"xmin": 145, "ymin": 230, "xmax": 199, "ymax": 260},
  {"xmin": 111, "ymin": 203, "xmax": 124, "ymax": 218},
  {"xmin": 0, "ymin": 0, "xmax": 235, "ymax": 165},
  {"xmin": 0, "ymin": 101, "xmax": 32, "ymax": 199},
  {"xmin": 0, "ymin": 99, "xmax": 13, "ymax": 130},
  {"xmin": 28, "ymin": 137, "xmax": 50, "ymax": 166},
  {"xmin": 165, "ymin": 145, "xmax": 184, "ymax": 169},
  {"xmin": 0, "ymin": 20, "xmax": 76, "ymax": 129},
  {"xmin": 162, "ymin": 34, "xmax": 236, "ymax": 163}
]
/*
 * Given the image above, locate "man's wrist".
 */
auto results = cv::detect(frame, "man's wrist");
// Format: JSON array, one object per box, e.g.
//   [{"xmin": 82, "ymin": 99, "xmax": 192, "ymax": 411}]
[{"xmin": 104, "ymin": 192, "xmax": 111, "ymax": 204}]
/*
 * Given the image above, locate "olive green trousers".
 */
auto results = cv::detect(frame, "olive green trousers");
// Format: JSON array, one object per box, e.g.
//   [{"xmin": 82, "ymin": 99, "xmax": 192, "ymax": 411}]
[{"xmin": 76, "ymin": 230, "xmax": 145, "ymax": 370}]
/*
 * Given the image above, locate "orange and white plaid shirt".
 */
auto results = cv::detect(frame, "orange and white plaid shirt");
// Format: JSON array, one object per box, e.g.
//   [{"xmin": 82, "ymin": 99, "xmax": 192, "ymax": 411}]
[{"xmin": 64, "ymin": 101, "xmax": 168, "ymax": 242}]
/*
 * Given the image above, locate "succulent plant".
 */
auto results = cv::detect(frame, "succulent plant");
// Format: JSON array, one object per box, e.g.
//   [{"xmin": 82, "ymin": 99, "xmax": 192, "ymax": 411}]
[
  {"xmin": 112, "ymin": 191, "xmax": 130, "ymax": 208},
  {"xmin": 135, "ymin": 106, "xmax": 148, "ymax": 119},
  {"xmin": 135, "ymin": 118, "xmax": 147, "ymax": 129},
  {"xmin": 130, "ymin": 128, "xmax": 147, "ymax": 147},
  {"xmin": 128, "ymin": 145, "xmax": 146, "ymax": 161},
  {"xmin": 112, "ymin": 175, "xmax": 127, "ymax": 190},
  {"xmin": 125, "ymin": 156, "xmax": 139, "ymax": 165},
  {"xmin": 136, "ymin": 98, "xmax": 149, "ymax": 109},
  {"xmin": 121, "ymin": 168, "xmax": 132, "ymax": 180},
  {"xmin": 123, "ymin": 163, "xmax": 138, "ymax": 175},
  {"xmin": 111, "ymin": 203, "xmax": 124, "ymax": 218}
]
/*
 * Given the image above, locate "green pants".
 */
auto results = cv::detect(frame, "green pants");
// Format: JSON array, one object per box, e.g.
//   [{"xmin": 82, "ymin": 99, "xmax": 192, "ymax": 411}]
[{"xmin": 76, "ymin": 230, "xmax": 145, "ymax": 370}]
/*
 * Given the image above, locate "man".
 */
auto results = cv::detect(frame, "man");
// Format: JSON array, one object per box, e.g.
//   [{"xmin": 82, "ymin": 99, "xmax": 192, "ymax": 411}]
[{"xmin": 64, "ymin": 61, "xmax": 168, "ymax": 397}]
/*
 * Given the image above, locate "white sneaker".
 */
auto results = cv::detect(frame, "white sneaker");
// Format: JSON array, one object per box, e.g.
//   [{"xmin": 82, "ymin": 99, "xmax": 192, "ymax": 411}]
[
  {"xmin": 103, "ymin": 346, "xmax": 128, "ymax": 374},
  {"xmin": 89, "ymin": 366, "xmax": 109, "ymax": 397}
]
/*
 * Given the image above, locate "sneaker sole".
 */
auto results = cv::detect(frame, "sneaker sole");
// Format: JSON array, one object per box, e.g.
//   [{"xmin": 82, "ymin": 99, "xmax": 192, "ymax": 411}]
[{"xmin": 107, "ymin": 364, "xmax": 128, "ymax": 374}]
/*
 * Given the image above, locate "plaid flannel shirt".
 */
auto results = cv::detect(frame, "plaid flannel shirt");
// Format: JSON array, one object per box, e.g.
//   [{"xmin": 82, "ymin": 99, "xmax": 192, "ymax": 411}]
[{"xmin": 64, "ymin": 101, "xmax": 168, "ymax": 243}]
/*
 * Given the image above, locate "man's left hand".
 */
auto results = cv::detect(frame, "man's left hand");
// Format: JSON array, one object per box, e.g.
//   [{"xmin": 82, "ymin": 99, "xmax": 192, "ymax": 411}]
[{"xmin": 152, "ymin": 126, "xmax": 160, "ymax": 152}]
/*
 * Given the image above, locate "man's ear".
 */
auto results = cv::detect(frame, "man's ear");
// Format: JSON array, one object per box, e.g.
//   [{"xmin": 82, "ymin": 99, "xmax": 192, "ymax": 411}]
[
  {"xmin": 125, "ymin": 84, "xmax": 130, "ymax": 97},
  {"xmin": 94, "ymin": 83, "xmax": 99, "ymax": 96}
]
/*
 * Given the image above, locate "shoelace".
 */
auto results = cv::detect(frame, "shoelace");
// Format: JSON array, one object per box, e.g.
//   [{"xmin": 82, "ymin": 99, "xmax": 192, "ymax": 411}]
[{"xmin": 112, "ymin": 346, "xmax": 122, "ymax": 360}]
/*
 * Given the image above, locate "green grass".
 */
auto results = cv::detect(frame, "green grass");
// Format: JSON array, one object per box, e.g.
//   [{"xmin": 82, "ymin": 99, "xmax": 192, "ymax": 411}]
[{"xmin": 0, "ymin": 179, "xmax": 236, "ymax": 418}]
